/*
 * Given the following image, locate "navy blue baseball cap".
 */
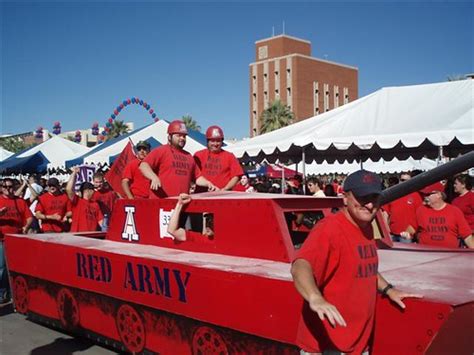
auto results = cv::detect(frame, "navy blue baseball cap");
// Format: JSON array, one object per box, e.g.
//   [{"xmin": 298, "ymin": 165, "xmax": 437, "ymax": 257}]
[{"xmin": 343, "ymin": 170, "xmax": 382, "ymax": 197}]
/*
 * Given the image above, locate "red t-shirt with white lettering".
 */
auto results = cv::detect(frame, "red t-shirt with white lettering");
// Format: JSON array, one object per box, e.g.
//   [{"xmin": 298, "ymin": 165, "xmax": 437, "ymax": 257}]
[
  {"xmin": 294, "ymin": 212, "xmax": 378, "ymax": 353},
  {"xmin": 70, "ymin": 195, "xmax": 104, "ymax": 232},
  {"xmin": 92, "ymin": 188, "xmax": 117, "ymax": 216},
  {"xmin": 122, "ymin": 158, "xmax": 150, "ymax": 198},
  {"xmin": 452, "ymin": 191, "xmax": 474, "ymax": 231},
  {"xmin": 143, "ymin": 144, "xmax": 201, "ymax": 198},
  {"xmin": 194, "ymin": 149, "xmax": 243, "ymax": 189},
  {"xmin": 0, "ymin": 196, "xmax": 33, "ymax": 239},
  {"xmin": 35, "ymin": 192, "xmax": 70, "ymax": 232},
  {"xmin": 383, "ymin": 192, "xmax": 423, "ymax": 234},
  {"xmin": 415, "ymin": 204, "xmax": 471, "ymax": 248}
]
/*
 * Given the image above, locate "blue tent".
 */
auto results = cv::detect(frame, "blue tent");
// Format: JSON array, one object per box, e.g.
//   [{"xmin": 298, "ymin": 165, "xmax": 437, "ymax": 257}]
[{"xmin": 0, "ymin": 151, "xmax": 49, "ymax": 174}]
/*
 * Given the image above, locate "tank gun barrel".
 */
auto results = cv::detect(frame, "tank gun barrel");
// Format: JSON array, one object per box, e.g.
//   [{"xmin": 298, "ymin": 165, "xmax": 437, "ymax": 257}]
[{"xmin": 379, "ymin": 151, "xmax": 474, "ymax": 205}]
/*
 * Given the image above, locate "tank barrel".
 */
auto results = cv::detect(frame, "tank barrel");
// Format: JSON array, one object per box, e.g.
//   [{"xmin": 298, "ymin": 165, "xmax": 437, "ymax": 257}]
[{"xmin": 379, "ymin": 151, "xmax": 474, "ymax": 205}]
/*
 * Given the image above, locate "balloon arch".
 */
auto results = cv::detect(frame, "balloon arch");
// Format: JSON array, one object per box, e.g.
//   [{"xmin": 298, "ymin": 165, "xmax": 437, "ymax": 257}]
[{"xmin": 95, "ymin": 97, "xmax": 159, "ymax": 142}]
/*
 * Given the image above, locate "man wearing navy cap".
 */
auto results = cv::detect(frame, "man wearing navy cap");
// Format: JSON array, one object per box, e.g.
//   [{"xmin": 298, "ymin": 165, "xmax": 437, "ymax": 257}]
[{"xmin": 291, "ymin": 170, "xmax": 421, "ymax": 354}]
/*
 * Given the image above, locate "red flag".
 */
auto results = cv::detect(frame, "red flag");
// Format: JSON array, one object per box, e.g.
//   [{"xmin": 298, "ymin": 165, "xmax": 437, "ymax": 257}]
[{"xmin": 105, "ymin": 141, "xmax": 136, "ymax": 197}]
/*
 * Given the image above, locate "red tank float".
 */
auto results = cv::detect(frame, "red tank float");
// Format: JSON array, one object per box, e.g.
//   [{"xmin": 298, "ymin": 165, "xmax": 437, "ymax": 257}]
[{"xmin": 4, "ymin": 192, "xmax": 474, "ymax": 354}]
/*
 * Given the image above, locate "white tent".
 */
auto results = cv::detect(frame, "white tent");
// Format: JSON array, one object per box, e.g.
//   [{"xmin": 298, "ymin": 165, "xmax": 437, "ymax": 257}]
[
  {"xmin": 6, "ymin": 135, "xmax": 90, "ymax": 170},
  {"xmin": 66, "ymin": 120, "xmax": 207, "ymax": 167},
  {"xmin": 296, "ymin": 157, "xmax": 438, "ymax": 175},
  {"xmin": 228, "ymin": 80, "xmax": 474, "ymax": 164},
  {"xmin": 0, "ymin": 147, "xmax": 13, "ymax": 162}
]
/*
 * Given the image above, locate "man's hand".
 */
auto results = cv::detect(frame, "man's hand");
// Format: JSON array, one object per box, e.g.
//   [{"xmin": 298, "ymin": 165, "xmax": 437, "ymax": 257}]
[
  {"xmin": 150, "ymin": 176, "xmax": 161, "ymax": 190},
  {"xmin": 48, "ymin": 213, "xmax": 62, "ymax": 221},
  {"xmin": 178, "ymin": 193, "xmax": 192, "ymax": 206},
  {"xmin": 207, "ymin": 182, "xmax": 219, "ymax": 192},
  {"xmin": 400, "ymin": 231, "xmax": 413, "ymax": 240},
  {"xmin": 308, "ymin": 294, "xmax": 347, "ymax": 328},
  {"xmin": 386, "ymin": 288, "xmax": 423, "ymax": 309},
  {"xmin": 71, "ymin": 166, "xmax": 80, "ymax": 174}
]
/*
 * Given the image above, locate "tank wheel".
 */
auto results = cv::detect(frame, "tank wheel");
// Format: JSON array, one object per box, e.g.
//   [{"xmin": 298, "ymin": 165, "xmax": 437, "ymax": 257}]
[
  {"xmin": 57, "ymin": 288, "xmax": 80, "ymax": 330},
  {"xmin": 192, "ymin": 326, "xmax": 229, "ymax": 355},
  {"xmin": 116, "ymin": 304, "xmax": 146, "ymax": 353},
  {"xmin": 12, "ymin": 275, "xmax": 28, "ymax": 314}
]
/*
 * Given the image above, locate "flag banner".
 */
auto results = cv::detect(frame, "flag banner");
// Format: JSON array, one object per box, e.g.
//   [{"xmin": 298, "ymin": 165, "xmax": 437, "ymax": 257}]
[{"xmin": 105, "ymin": 141, "xmax": 136, "ymax": 197}]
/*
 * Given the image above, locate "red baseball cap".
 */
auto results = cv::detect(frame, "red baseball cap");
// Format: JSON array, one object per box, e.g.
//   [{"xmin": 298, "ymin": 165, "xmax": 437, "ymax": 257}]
[{"xmin": 420, "ymin": 182, "xmax": 445, "ymax": 195}]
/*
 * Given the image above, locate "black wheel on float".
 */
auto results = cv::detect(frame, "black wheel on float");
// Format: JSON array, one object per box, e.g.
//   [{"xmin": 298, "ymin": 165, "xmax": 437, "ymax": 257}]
[
  {"xmin": 57, "ymin": 288, "xmax": 80, "ymax": 330},
  {"xmin": 12, "ymin": 275, "xmax": 28, "ymax": 314},
  {"xmin": 192, "ymin": 326, "xmax": 229, "ymax": 355},
  {"xmin": 115, "ymin": 304, "xmax": 146, "ymax": 353}
]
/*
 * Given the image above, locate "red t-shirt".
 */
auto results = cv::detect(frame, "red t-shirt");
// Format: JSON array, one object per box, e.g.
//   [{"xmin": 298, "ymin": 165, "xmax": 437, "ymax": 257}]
[
  {"xmin": 383, "ymin": 192, "xmax": 423, "ymax": 234},
  {"xmin": 415, "ymin": 204, "xmax": 472, "ymax": 248},
  {"xmin": 92, "ymin": 188, "xmax": 117, "ymax": 216},
  {"xmin": 294, "ymin": 212, "xmax": 378, "ymax": 353},
  {"xmin": 0, "ymin": 196, "xmax": 33, "ymax": 239},
  {"xmin": 452, "ymin": 191, "xmax": 474, "ymax": 231},
  {"xmin": 35, "ymin": 192, "xmax": 70, "ymax": 232},
  {"xmin": 70, "ymin": 195, "xmax": 104, "ymax": 232},
  {"xmin": 194, "ymin": 149, "xmax": 243, "ymax": 189},
  {"xmin": 122, "ymin": 158, "xmax": 150, "ymax": 198},
  {"xmin": 143, "ymin": 144, "xmax": 201, "ymax": 198}
]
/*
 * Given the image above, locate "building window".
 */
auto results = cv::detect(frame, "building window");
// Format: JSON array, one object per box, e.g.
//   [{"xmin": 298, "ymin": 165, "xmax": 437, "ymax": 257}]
[
  {"xmin": 324, "ymin": 83, "xmax": 329, "ymax": 112},
  {"xmin": 343, "ymin": 87, "xmax": 349, "ymax": 104},
  {"xmin": 334, "ymin": 86, "xmax": 339, "ymax": 108},
  {"xmin": 313, "ymin": 81, "xmax": 319, "ymax": 115},
  {"xmin": 287, "ymin": 87, "xmax": 291, "ymax": 97}
]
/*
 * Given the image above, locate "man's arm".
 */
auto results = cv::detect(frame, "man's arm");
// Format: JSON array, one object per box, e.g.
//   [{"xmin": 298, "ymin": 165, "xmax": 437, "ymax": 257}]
[
  {"xmin": 167, "ymin": 194, "xmax": 191, "ymax": 241},
  {"xmin": 66, "ymin": 167, "xmax": 79, "ymax": 201},
  {"xmin": 291, "ymin": 259, "xmax": 346, "ymax": 327},
  {"xmin": 377, "ymin": 273, "xmax": 423, "ymax": 309},
  {"xmin": 222, "ymin": 176, "xmax": 239, "ymax": 191},
  {"xmin": 463, "ymin": 235, "xmax": 474, "ymax": 249},
  {"xmin": 139, "ymin": 162, "xmax": 161, "ymax": 191},
  {"xmin": 22, "ymin": 216, "xmax": 33, "ymax": 234},
  {"xmin": 196, "ymin": 176, "xmax": 218, "ymax": 192},
  {"xmin": 121, "ymin": 178, "xmax": 134, "ymax": 199}
]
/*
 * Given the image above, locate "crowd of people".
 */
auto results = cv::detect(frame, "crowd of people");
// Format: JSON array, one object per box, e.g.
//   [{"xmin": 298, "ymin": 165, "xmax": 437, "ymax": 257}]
[{"xmin": 0, "ymin": 119, "xmax": 472, "ymax": 353}]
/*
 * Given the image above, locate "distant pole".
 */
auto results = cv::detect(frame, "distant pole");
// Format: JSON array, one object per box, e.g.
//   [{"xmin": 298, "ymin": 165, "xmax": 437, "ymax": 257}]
[
  {"xmin": 283, "ymin": 21, "xmax": 285, "ymax": 34},
  {"xmin": 272, "ymin": 26, "xmax": 275, "ymax": 36}
]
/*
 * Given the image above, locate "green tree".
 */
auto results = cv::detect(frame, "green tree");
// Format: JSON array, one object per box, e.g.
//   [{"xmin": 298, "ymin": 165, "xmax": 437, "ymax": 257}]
[
  {"xmin": 260, "ymin": 99, "xmax": 294, "ymax": 134},
  {"xmin": 105, "ymin": 120, "xmax": 131, "ymax": 140},
  {"xmin": 182, "ymin": 115, "xmax": 201, "ymax": 132},
  {"xmin": 0, "ymin": 137, "xmax": 35, "ymax": 153}
]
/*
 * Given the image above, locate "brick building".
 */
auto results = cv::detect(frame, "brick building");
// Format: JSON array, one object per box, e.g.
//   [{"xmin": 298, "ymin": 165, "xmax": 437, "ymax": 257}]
[{"xmin": 249, "ymin": 35, "xmax": 358, "ymax": 136}]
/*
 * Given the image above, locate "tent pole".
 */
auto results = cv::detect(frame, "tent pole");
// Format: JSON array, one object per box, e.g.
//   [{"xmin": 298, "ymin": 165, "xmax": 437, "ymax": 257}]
[
  {"xmin": 281, "ymin": 162, "xmax": 285, "ymax": 194},
  {"xmin": 302, "ymin": 148, "xmax": 306, "ymax": 194}
]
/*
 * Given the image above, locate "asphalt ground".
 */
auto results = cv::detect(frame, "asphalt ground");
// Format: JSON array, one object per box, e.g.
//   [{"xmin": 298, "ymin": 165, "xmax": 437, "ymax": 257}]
[{"xmin": 0, "ymin": 303, "xmax": 117, "ymax": 355}]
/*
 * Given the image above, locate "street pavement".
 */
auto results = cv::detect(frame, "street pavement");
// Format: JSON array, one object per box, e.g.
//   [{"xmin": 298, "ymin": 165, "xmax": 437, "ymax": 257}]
[{"xmin": 0, "ymin": 303, "xmax": 117, "ymax": 355}]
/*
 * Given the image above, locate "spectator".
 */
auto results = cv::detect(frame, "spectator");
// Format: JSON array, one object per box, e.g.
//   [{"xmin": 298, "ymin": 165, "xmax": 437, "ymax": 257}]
[
  {"xmin": 233, "ymin": 174, "xmax": 255, "ymax": 193},
  {"xmin": 122, "ymin": 140, "xmax": 151, "ymax": 199},
  {"xmin": 452, "ymin": 174, "xmax": 473, "ymax": 231},
  {"xmin": 413, "ymin": 182, "xmax": 472, "ymax": 248},
  {"xmin": 307, "ymin": 177, "xmax": 326, "ymax": 197},
  {"xmin": 324, "ymin": 184, "xmax": 337, "ymax": 197},
  {"xmin": 35, "ymin": 178, "xmax": 71, "ymax": 233},
  {"xmin": 91, "ymin": 171, "xmax": 118, "ymax": 231},
  {"xmin": 66, "ymin": 167, "xmax": 104, "ymax": 232},
  {"xmin": 0, "ymin": 178, "xmax": 33, "ymax": 303}
]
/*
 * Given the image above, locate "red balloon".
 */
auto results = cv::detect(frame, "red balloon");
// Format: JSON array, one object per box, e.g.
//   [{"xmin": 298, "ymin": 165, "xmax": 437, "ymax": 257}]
[
  {"xmin": 119, "ymin": 103, "xmax": 124, "ymax": 109},
  {"xmin": 114, "ymin": 110, "xmax": 119, "ymax": 115},
  {"xmin": 149, "ymin": 109, "xmax": 154, "ymax": 114},
  {"xmin": 127, "ymin": 99, "xmax": 131, "ymax": 104},
  {"xmin": 108, "ymin": 118, "xmax": 113, "ymax": 123},
  {"xmin": 154, "ymin": 118, "xmax": 159, "ymax": 122}
]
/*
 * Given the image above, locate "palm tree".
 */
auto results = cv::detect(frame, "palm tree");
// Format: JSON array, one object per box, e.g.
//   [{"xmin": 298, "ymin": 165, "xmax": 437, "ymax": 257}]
[
  {"xmin": 106, "ymin": 120, "xmax": 130, "ymax": 140},
  {"xmin": 182, "ymin": 115, "xmax": 201, "ymax": 132},
  {"xmin": 260, "ymin": 99, "xmax": 294, "ymax": 134},
  {"xmin": 0, "ymin": 137, "xmax": 35, "ymax": 153}
]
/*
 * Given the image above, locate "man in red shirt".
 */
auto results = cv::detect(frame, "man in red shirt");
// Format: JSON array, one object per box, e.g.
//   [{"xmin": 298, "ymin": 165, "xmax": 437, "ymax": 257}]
[
  {"xmin": 139, "ymin": 120, "xmax": 217, "ymax": 198},
  {"xmin": 291, "ymin": 170, "xmax": 420, "ymax": 354},
  {"xmin": 452, "ymin": 174, "xmax": 473, "ymax": 232},
  {"xmin": 66, "ymin": 168, "xmax": 104, "ymax": 232},
  {"xmin": 91, "ymin": 171, "xmax": 118, "ymax": 218},
  {"xmin": 122, "ymin": 140, "xmax": 151, "ymax": 199},
  {"xmin": 414, "ymin": 182, "xmax": 472, "ymax": 248},
  {"xmin": 0, "ymin": 178, "xmax": 33, "ymax": 303},
  {"xmin": 383, "ymin": 172, "xmax": 423, "ymax": 242},
  {"xmin": 35, "ymin": 178, "xmax": 71, "ymax": 233},
  {"xmin": 194, "ymin": 125, "xmax": 243, "ymax": 192}
]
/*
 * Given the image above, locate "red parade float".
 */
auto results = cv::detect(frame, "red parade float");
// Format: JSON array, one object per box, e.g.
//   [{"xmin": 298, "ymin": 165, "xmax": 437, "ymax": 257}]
[{"xmin": 4, "ymin": 153, "xmax": 474, "ymax": 354}]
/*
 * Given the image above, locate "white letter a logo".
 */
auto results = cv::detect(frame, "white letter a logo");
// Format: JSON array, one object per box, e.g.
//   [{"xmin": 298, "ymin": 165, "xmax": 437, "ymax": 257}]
[{"xmin": 122, "ymin": 206, "xmax": 139, "ymax": 242}]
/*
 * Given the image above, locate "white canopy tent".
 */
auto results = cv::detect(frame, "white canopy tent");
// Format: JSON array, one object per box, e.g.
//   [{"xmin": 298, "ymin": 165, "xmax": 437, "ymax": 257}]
[
  {"xmin": 228, "ymin": 80, "xmax": 474, "ymax": 165},
  {"xmin": 0, "ymin": 147, "xmax": 14, "ymax": 162}
]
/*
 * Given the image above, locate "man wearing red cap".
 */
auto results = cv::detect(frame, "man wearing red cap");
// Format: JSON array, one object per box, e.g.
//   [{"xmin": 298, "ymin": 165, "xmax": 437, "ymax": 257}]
[
  {"xmin": 194, "ymin": 125, "xmax": 243, "ymax": 191},
  {"xmin": 291, "ymin": 170, "xmax": 421, "ymax": 354},
  {"xmin": 139, "ymin": 120, "xmax": 217, "ymax": 198},
  {"xmin": 413, "ymin": 182, "xmax": 472, "ymax": 248},
  {"xmin": 122, "ymin": 140, "xmax": 151, "ymax": 199},
  {"xmin": 35, "ymin": 178, "xmax": 71, "ymax": 233}
]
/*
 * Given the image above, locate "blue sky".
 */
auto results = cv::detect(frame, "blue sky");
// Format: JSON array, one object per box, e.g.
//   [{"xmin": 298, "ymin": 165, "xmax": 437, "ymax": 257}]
[{"xmin": 2, "ymin": 1, "xmax": 472, "ymax": 139}]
